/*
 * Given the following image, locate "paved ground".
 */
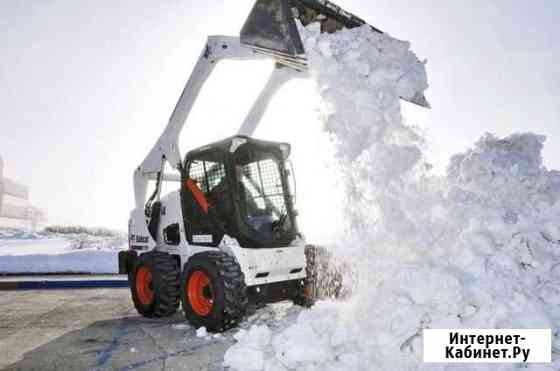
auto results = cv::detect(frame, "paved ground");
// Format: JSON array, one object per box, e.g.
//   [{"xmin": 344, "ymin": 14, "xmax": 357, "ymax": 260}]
[{"xmin": 0, "ymin": 289, "xmax": 233, "ymax": 371}]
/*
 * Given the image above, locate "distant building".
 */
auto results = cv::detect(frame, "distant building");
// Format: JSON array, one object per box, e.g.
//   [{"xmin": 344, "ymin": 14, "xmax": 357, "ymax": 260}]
[{"xmin": 0, "ymin": 155, "xmax": 47, "ymax": 230}]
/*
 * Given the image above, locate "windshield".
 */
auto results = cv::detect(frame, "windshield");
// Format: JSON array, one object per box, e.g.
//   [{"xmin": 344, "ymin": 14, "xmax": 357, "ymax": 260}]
[{"xmin": 235, "ymin": 150, "xmax": 294, "ymax": 241}]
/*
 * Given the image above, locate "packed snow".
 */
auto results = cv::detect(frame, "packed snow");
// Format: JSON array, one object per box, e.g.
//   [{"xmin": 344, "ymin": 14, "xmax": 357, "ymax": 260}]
[
  {"xmin": 197, "ymin": 326, "xmax": 209, "ymax": 338},
  {"xmin": 223, "ymin": 22, "xmax": 560, "ymax": 370},
  {"xmin": 0, "ymin": 227, "xmax": 126, "ymax": 273}
]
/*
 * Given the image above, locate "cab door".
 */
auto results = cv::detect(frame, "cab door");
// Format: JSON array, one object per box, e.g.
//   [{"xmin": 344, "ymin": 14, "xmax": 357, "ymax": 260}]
[{"xmin": 181, "ymin": 152, "xmax": 230, "ymax": 247}]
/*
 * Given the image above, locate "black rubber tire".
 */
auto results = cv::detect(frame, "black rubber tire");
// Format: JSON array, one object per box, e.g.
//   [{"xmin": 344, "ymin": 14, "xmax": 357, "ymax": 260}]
[
  {"xmin": 293, "ymin": 245, "xmax": 320, "ymax": 308},
  {"xmin": 293, "ymin": 281, "xmax": 314, "ymax": 308},
  {"xmin": 180, "ymin": 251, "xmax": 248, "ymax": 332},
  {"xmin": 130, "ymin": 251, "xmax": 180, "ymax": 318},
  {"xmin": 294, "ymin": 245, "xmax": 344, "ymax": 307}
]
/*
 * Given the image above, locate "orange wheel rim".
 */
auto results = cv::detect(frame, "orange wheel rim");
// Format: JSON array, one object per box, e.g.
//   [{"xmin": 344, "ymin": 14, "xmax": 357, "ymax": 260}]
[
  {"xmin": 187, "ymin": 270, "xmax": 214, "ymax": 316},
  {"xmin": 136, "ymin": 266, "xmax": 154, "ymax": 305}
]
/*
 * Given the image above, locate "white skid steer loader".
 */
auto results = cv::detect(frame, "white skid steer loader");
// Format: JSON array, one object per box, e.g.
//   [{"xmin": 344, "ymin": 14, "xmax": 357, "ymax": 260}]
[{"xmin": 119, "ymin": 0, "xmax": 428, "ymax": 332}]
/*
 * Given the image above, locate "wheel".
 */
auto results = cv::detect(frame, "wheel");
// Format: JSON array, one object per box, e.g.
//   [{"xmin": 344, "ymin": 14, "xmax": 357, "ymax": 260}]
[
  {"xmin": 293, "ymin": 280, "xmax": 314, "ymax": 308},
  {"xmin": 292, "ymin": 245, "xmax": 319, "ymax": 308},
  {"xmin": 293, "ymin": 245, "xmax": 343, "ymax": 307},
  {"xmin": 180, "ymin": 251, "xmax": 248, "ymax": 332},
  {"xmin": 130, "ymin": 251, "xmax": 180, "ymax": 318}
]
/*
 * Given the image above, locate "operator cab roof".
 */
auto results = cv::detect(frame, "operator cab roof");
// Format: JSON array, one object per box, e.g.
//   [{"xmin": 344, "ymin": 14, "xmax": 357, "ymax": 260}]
[{"xmin": 185, "ymin": 135, "xmax": 291, "ymax": 162}]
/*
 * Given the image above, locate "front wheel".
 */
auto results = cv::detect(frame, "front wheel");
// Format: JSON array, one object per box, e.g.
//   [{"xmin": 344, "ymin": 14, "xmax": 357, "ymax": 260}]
[
  {"xmin": 180, "ymin": 251, "xmax": 248, "ymax": 332},
  {"xmin": 130, "ymin": 252, "xmax": 180, "ymax": 317}
]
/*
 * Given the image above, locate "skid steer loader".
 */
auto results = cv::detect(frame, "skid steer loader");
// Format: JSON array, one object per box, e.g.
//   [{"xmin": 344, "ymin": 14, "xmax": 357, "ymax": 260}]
[{"xmin": 119, "ymin": 0, "xmax": 428, "ymax": 332}]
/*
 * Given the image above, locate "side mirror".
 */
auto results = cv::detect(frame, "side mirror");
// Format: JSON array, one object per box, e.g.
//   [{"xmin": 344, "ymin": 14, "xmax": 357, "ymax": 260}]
[{"xmin": 163, "ymin": 223, "xmax": 181, "ymax": 245}]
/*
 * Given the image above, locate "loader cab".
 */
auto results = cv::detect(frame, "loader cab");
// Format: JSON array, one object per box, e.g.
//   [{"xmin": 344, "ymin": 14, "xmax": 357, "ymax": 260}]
[{"xmin": 181, "ymin": 135, "xmax": 298, "ymax": 249}]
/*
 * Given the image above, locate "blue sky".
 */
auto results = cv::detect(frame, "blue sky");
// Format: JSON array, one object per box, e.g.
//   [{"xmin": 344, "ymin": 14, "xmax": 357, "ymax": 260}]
[{"xmin": 1, "ymin": 0, "xmax": 558, "ymax": 228}]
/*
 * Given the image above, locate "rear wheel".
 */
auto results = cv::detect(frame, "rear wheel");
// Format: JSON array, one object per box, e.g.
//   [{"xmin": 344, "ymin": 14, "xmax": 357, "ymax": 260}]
[
  {"xmin": 130, "ymin": 252, "xmax": 180, "ymax": 317},
  {"xmin": 294, "ymin": 245, "xmax": 343, "ymax": 307},
  {"xmin": 180, "ymin": 251, "xmax": 247, "ymax": 332}
]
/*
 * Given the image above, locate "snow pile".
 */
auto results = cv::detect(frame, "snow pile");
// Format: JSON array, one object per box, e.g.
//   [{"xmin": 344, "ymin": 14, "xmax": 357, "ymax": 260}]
[
  {"xmin": 224, "ymin": 22, "xmax": 560, "ymax": 371},
  {"xmin": 225, "ymin": 325, "xmax": 271, "ymax": 371},
  {"xmin": 0, "ymin": 228, "xmax": 49, "ymax": 240},
  {"xmin": 0, "ymin": 227, "xmax": 126, "ymax": 273}
]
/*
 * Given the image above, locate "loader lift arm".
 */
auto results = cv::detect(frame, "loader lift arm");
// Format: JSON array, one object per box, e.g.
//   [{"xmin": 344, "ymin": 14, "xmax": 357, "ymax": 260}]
[
  {"xmin": 134, "ymin": 0, "xmax": 430, "ymax": 211},
  {"xmin": 133, "ymin": 36, "xmax": 304, "ymax": 210}
]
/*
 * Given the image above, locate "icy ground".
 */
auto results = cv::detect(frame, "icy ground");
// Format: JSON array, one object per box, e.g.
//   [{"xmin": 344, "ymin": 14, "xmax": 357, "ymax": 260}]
[
  {"xmin": 0, "ymin": 227, "xmax": 126, "ymax": 273},
  {"xmin": 223, "ymin": 22, "xmax": 560, "ymax": 371}
]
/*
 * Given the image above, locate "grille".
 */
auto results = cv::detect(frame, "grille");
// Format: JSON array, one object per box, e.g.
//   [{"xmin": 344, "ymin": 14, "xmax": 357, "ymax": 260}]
[
  {"xmin": 188, "ymin": 160, "xmax": 226, "ymax": 194},
  {"xmin": 241, "ymin": 159, "xmax": 286, "ymax": 214}
]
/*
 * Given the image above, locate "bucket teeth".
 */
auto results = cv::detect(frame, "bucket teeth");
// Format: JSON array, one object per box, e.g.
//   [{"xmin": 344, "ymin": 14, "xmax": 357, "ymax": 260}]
[
  {"xmin": 241, "ymin": 0, "xmax": 305, "ymax": 56},
  {"xmin": 241, "ymin": 0, "xmax": 381, "ymax": 57}
]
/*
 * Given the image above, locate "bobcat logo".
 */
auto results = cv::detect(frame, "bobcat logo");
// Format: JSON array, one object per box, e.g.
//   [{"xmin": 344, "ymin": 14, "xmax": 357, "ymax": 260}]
[{"xmin": 130, "ymin": 234, "xmax": 149, "ymax": 244}]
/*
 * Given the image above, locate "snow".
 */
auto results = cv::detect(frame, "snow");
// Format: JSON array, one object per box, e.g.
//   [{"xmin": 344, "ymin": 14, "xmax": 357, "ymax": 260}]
[
  {"xmin": 224, "ymin": 325, "xmax": 270, "ymax": 371},
  {"xmin": 223, "ymin": 22, "xmax": 560, "ymax": 371},
  {"xmin": 172, "ymin": 323, "xmax": 190, "ymax": 330},
  {"xmin": 0, "ymin": 228, "xmax": 126, "ymax": 273},
  {"xmin": 196, "ymin": 326, "xmax": 208, "ymax": 338}
]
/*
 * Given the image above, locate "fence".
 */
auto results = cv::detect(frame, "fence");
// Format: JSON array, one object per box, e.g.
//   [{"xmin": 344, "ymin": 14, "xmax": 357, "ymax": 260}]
[{"xmin": 0, "ymin": 155, "xmax": 47, "ymax": 229}]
